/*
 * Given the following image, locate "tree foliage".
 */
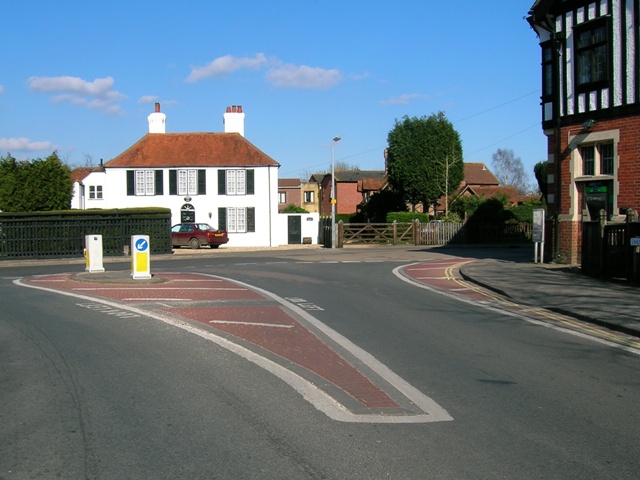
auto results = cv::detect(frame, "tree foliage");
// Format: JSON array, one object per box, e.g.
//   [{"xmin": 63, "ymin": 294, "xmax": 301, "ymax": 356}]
[
  {"xmin": 386, "ymin": 112, "xmax": 464, "ymax": 209},
  {"xmin": 357, "ymin": 189, "xmax": 407, "ymax": 223},
  {"xmin": 491, "ymin": 149, "xmax": 530, "ymax": 194},
  {"xmin": 282, "ymin": 204, "xmax": 308, "ymax": 213},
  {"xmin": 533, "ymin": 160, "xmax": 547, "ymax": 197},
  {"xmin": 0, "ymin": 152, "xmax": 73, "ymax": 212}
]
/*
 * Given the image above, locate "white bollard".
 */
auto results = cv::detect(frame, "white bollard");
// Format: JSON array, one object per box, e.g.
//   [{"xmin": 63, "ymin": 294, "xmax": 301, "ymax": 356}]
[{"xmin": 84, "ymin": 235, "xmax": 105, "ymax": 273}]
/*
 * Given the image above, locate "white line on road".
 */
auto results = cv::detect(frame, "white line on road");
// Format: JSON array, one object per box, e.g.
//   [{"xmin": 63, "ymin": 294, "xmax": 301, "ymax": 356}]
[
  {"xmin": 72, "ymin": 287, "xmax": 246, "ymax": 291},
  {"xmin": 123, "ymin": 298, "xmax": 192, "ymax": 301},
  {"xmin": 209, "ymin": 320, "xmax": 294, "ymax": 328}
]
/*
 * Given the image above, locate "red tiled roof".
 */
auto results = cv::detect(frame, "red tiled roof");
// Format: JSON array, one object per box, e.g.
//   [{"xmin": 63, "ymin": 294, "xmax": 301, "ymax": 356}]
[
  {"xmin": 279, "ymin": 178, "xmax": 301, "ymax": 188},
  {"xmin": 469, "ymin": 185, "xmax": 519, "ymax": 204},
  {"xmin": 464, "ymin": 162, "xmax": 499, "ymax": 186},
  {"xmin": 358, "ymin": 176, "xmax": 387, "ymax": 192},
  {"xmin": 71, "ymin": 167, "xmax": 102, "ymax": 183},
  {"xmin": 105, "ymin": 132, "xmax": 279, "ymax": 168}
]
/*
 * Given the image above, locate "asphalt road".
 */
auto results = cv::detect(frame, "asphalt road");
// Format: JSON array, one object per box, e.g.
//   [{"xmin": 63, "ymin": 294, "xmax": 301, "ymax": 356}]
[{"xmin": 2, "ymin": 247, "xmax": 639, "ymax": 479}]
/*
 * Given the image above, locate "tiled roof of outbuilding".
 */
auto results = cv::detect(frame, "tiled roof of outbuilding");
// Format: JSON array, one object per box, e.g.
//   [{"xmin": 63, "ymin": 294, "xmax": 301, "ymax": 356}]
[
  {"xmin": 279, "ymin": 178, "xmax": 301, "ymax": 188},
  {"xmin": 464, "ymin": 163, "xmax": 499, "ymax": 186},
  {"xmin": 105, "ymin": 132, "xmax": 279, "ymax": 168},
  {"xmin": 334, "ymin": 170, "xmax": 386, "ymax": 182},
  {"xmin": 71, "ymin": 167, "xmax": 102, "ymax": 183}
]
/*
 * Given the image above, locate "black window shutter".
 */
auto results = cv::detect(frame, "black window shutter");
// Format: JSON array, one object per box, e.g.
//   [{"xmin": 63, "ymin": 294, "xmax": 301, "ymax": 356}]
[
  {"xmin": 218, "ymin": 170, "xmax": 226, "ymax": 195},
  {"xmin": 169, "ymin": 170, "xmax": 177, "ymax": 195},
  {"xmin": 198, "ymin": 169, "xmax": 206, "ymax": 194},
  {"xmin": 155, "ymin": 170, "xmax": 164, "ymax": 195},
  {"xmin": 218, "ymin": 207, "xmax": 227, "ymax": 231},
  {"xmin": 247, "ymin": 207, "xmax": 255, "ymax": 232},
  {"xmin": 127, "ymin": 170, "xmax": 135, "ymax": 195},
  {"xmin": 247, "ymin": 169, "xmax": 255, "ymax": 195}
]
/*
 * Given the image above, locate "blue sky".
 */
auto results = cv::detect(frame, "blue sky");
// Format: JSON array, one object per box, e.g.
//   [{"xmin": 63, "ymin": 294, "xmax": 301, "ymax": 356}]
[{"xmin": 1, "ymin": 0, "xmax": 544, "ymax": 183}]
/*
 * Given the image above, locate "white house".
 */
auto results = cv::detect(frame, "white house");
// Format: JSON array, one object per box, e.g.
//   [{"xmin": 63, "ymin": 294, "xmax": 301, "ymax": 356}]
[{"xmin": 71, "ymin": 104, "xmax": 283, "ymax": 247}]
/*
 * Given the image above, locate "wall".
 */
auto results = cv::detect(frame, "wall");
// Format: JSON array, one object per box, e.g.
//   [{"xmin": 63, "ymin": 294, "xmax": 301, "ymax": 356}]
[
  {"xmin": 546, "ymin": 116, "xmax": 640, "ymax": 263},
  {"xmin": 273, "ymin": 213, "xmax": 320, "ymax": 245},
  {"xmin": 336, "ymin": 182, "xmax": 362, "ymax": 214},
  {"xmin": 78, "ymin": 165, "xmax": 279, "ymax": 247}
]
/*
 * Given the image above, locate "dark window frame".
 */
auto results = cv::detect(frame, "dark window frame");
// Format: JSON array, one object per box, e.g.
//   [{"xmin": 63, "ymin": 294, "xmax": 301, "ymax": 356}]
[{"xmin": 574, "ymin": 17, "xmax": 610, "ymax": 93}]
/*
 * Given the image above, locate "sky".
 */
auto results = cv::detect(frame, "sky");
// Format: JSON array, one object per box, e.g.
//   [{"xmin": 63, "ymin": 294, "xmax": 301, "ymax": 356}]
[{"xmin": 1, "ymin": 0, "xmax": 546, "ymax": 184}]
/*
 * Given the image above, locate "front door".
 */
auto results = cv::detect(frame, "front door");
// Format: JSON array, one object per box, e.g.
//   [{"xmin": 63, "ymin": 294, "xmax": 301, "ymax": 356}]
[
  {"xmin": 181, "ymin": 203, "xmax": 195, "ymax": 223},
  {"xmin": 287, "ymin": 215, "xmax": 301, "ymax": 244}
]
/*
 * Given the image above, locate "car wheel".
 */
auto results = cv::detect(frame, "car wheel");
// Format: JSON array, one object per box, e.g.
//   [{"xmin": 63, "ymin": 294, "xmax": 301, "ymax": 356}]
[
  {"xmin": 189, "ymin": 238, "xmax": 200, "ymax": 249},
  {"xmin": 210, "ymin": 244, "xmax": 220, "ymax": 249}
]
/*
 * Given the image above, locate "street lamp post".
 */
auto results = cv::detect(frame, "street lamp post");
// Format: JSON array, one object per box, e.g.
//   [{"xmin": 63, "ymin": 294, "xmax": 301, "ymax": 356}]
[{"xmin": 330, "ymin": 136, "xmax": 341, "ymax": 248}]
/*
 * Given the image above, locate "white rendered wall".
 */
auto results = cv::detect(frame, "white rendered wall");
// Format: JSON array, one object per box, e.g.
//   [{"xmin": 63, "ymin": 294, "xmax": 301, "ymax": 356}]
[
  {"xmin": 74, "ymin": 166, "xmax": 279, "ymax": 247},
  {"xmin": 274, "ymin": 213, "xmax": 320, "ymax": 246}
]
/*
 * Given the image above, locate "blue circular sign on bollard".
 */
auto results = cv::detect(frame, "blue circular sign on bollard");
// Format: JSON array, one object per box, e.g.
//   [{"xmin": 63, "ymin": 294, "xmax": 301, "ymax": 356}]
[{"xmin": 135, "ymin": 238, "xmax": 149, "ymax": 252}]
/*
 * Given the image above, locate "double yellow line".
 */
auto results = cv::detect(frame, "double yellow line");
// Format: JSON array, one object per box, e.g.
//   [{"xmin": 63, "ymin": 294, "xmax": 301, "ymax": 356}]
[{"xmin": 445, "ymin": 261, "xmax": 640, "ymax": 352}]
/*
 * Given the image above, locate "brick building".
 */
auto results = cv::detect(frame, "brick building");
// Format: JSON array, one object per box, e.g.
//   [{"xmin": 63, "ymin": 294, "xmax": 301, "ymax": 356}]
[
  {"xmin": 528, "ymin": 0, "xmax": 640, "ymax": 263},
  {"xmin": 316, "ymin": 170, "xmax": 387, "ymax": 216}
]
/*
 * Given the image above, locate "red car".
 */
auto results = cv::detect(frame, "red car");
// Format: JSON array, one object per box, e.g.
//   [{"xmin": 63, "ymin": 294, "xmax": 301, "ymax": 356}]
[{"xmin": 171, "ymin": 223, "xmax": 229, "ymax": 249}]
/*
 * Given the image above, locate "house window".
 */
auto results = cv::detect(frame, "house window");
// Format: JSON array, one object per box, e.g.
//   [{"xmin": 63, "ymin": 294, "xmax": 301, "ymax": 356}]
[
  {"xmin": 575, "ymin": 19, "xmax": 608, "ymax": 89},
  {"xmin": 178, "ymin": 169, "xmax": 198, "ymax": 195},
  {"xmin": 278, "ymin": 192, "xmax": 286, "ymax": 203},
  {"xmin": 600, "ymin": 143, "xmax": 614, "ymax": 175},
  {"xmin": 304, "ymin": 191, "xmax": 315, "ymax": 203},
  {"xmin": 542, "ymin": 43, "xmax": 554, "ymax": 99},
  {"xmin": 88, "ymin": 185, "xmax": 103, "ymax": 199},
  {"xmin": 581, "ymin": 146, "xmax": 595, "ymax": 176},
  {"xmin": 218, "ymin": 207, "xmax": 256, "ymax": 233},
  {"xmin": 136, "ymin": 170, "xmax": 155, "ymax": 196},
  {"xmin": 579, "ymin": 143, "xmax": 615, "ymax": 176},
  {"xmin": 127, "ymin": 170, "xmax": 163, "ymax": 196},
  {"xmin": 218, "ymin": 169, "xmax": 255, "ymax": 195},
  {"xmin": 169, "ymin": 169, "xmax": 204, "ymax": 196}
]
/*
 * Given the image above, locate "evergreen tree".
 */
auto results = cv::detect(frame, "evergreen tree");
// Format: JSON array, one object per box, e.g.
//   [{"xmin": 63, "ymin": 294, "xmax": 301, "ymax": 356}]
[
  {"xmin": 0, "ymin": 152, "xmax": 73, "ymax": 212},
  {"xmin": 386, "ymin": 112, "xmax": 464, "ymax": 211}
]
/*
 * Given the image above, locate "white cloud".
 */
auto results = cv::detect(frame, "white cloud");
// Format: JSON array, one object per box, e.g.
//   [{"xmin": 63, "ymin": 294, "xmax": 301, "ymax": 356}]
[
  {"xmin": 0, "ymin": 137, "xmax": 56, "ymax": 152},
  {"xmin": 266, "ymin": 64, "xmax": 342, "ymax": 89},
  {"xmin": 27, "ymin": 76, "xmax": 126, "ymax": 114},
  {"xmin": 138, "ymin": 95, "xmax": 158, "ymax": 104},
  {"xmin": 381, "ymin": 93, "xmax": 430, "ymax": 105},
  {"xmin": 186, "ymin": 53, "xmax": 343, "ymax": 90},
  {"xmin": 186, "ymin": 53, "xmax": 269, "ymax": 83}
]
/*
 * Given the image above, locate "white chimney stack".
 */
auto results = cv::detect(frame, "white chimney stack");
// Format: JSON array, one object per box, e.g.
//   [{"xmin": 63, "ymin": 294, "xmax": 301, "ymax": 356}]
[
  {"xmin": 223, "ymin": 105, "xmax": 245, "ymax": 137},
  {"xmin": 148, "ymin": 102, "xmax": 166, "ymax": 133}
]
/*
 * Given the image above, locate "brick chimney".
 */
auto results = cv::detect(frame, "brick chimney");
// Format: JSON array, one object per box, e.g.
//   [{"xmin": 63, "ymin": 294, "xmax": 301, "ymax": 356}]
[
  {"xmin": 223, "ymin": 105, "xmax": 245, "ymax": 137},
  {"xmin": 148, "ymin": 102, "xmax": 166, "ymax": 133}
]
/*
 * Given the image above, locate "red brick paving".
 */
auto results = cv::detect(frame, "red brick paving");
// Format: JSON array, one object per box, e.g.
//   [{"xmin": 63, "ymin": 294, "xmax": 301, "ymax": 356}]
[{"xmin": 25, "ymin": 272, "xmax": 398, "ymax": 410}]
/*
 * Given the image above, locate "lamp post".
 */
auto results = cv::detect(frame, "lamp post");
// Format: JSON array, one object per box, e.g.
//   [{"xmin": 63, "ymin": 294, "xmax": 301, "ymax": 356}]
[{"xmin": 330, "ymin": 136, "xmax": 341, "ymax": 248}]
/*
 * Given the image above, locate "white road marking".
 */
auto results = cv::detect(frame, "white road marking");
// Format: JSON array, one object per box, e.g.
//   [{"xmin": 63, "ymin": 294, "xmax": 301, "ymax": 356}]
[
  {"xmin": 123, "ymin": 298, "xmax": 192, "ymax": 301},
  {"xmin": 15, "ymin": 273, "xmax": 454, "ymax": 424},
  {"xmin": 170, "ymin": 279, "xmax": 223, "ymax": 282},
  {"xmin": 72, "ymin": 287, "xmax": 246, "ymax": 291},
  {"xmin": 209, "ymin": 320, "xmax": 293, "ymax": 328}
]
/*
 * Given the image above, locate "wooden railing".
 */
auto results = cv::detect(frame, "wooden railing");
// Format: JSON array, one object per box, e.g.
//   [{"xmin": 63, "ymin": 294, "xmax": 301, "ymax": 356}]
[{"xmin": 322, "ymin": 218, "xmax": 533, "ymax": 249}]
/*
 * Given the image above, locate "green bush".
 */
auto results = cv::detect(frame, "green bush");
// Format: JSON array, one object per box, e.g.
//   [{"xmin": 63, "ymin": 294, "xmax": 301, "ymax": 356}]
[
  {"xmin": 282, "ymin": 204, "xmax": 309, "ymax": 213},
  {"xmin": 386, "ymin": 212, "xmax": 430, "ymax": 223}
]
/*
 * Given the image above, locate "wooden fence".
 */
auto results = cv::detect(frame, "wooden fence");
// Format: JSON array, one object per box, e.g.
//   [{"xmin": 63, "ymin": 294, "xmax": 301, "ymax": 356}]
[{"xmin": 324, "ymin": 220, "xmax": 532, "ymax": 248}]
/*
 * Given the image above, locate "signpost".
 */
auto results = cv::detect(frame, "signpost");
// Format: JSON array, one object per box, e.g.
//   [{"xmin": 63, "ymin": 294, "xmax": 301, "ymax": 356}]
[
  {"xmin": 532, "ymin": 209, "xmax": 545, "ymax": 264},
  {"xmin": 131, "ymin": 235, "xmax": 151, "ymax": 279}
]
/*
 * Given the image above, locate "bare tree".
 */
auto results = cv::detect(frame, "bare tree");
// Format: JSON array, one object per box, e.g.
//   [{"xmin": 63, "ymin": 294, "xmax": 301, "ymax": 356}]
[
  {"xmin": 82, "ymin": 153, "xmax": 95, "ymax": 167},
  {"xmin": 334, "ymin": 161, "xmax": 359, "ymax": 172},
  {"xmin": 491, "ymin": 149, "xmax": 530, "ymax": 194}
]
